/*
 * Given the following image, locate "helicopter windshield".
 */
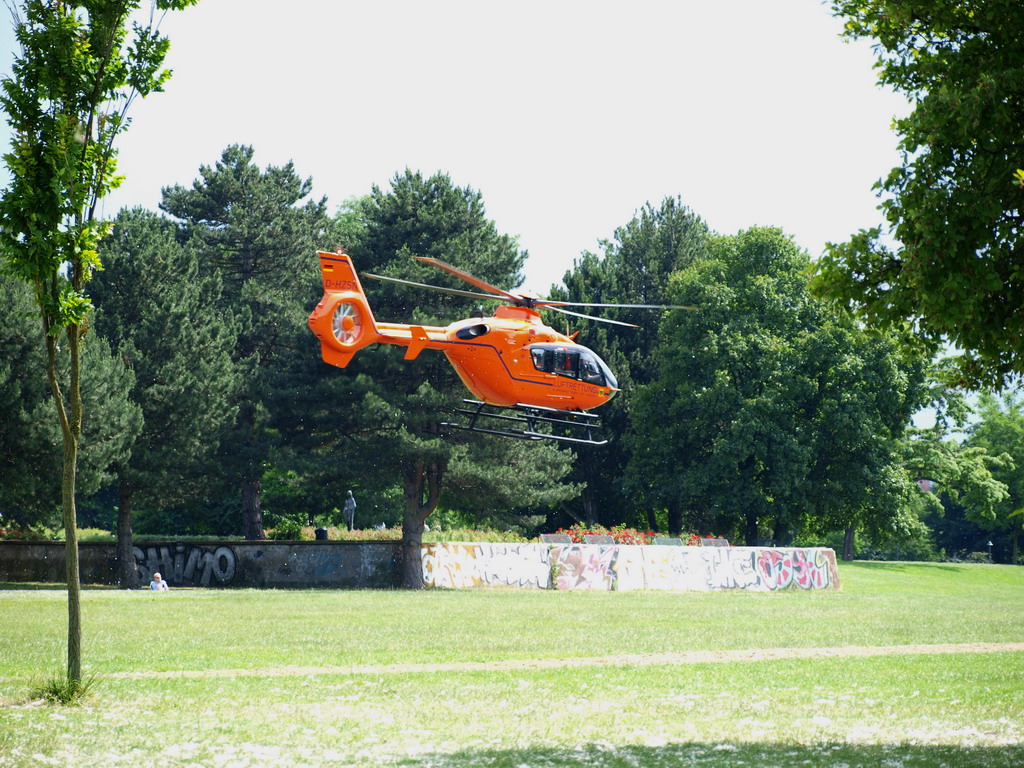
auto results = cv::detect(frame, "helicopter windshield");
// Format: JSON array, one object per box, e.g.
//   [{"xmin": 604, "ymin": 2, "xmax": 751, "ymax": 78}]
[{"xmin": 527, "ymin": 343, "xmax": 618, "ymax": 389}]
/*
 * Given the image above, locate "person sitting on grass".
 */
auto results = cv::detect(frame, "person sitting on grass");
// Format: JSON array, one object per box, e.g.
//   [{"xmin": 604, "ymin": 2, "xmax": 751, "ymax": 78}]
[{"xmin": 149, "ymin": 572, "xmax": 170, "ymax": 591}]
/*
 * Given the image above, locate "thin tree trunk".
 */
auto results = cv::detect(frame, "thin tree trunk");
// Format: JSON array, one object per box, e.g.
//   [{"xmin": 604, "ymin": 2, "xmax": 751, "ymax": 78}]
[
  {"xmin": 242, "ymin": 477, "xmax": 264, "ymax": 539},
  {"xmin": 744, "ymin": 510, "xmax": 758, "ymax": 547},
  {"xmin": 47, "ymin": 326, "xmax": 82, "ymax": 683},
  {"xmin": 401, "ymin": 460, "xmax": 443, "ymax": 589},
  {"xmin": 843, "ymin": 526, "xmax": 856, "ymax": 561},
  {"xmin": 581, "ymin": 488, "xmax": 598, "ymax": 527},
  {"xmin": 116, "ymin": 475, "xmax": 139, "ymax": 589},
  {"xmin": 668, "ymin": 499, "xmax": 683, "ymax": 538},
  {"xmin": 62, "ymin": 439, "xmax": 82, "ymax": 683}
]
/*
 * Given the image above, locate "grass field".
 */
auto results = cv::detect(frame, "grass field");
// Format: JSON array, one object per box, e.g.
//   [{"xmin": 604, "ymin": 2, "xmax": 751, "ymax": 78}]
[{"xmin": 1, "ymin": 561, "xmax": 1022, "ymax": 767}]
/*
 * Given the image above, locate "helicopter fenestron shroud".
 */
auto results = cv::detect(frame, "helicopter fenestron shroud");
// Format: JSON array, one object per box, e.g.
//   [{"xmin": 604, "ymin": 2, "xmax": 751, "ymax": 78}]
[{"xmin": 307, "ymin": 251, "xmax": 694, "ymax": 445}]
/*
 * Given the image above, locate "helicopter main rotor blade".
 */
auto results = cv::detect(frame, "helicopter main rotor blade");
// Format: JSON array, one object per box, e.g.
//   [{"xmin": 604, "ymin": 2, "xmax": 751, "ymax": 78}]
[
  {"xmin": 362, "ymin": 272, "xmax": 504, "ymax": 303},
  {"xmin": 414, "ymin": 257, "xmax": 522, "ymax": 303},
  {"xmin": 546, "ymin": 305, "xmax": 640, "ymax": 328},
  {"xmin": 534, "ymin": 299, "xmax": 698, "ymax": 311}
]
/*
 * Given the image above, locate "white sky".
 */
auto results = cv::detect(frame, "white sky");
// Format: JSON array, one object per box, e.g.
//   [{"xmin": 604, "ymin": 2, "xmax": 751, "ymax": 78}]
[{"xmin": 1, "ymin": 0, "xmax": 908, "ymax": 294}]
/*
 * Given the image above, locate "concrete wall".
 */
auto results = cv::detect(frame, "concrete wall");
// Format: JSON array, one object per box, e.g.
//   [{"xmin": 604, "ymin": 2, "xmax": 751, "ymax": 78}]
[
  {"xmin": 0, "ymin": 541, "xmax": 838, "ymax": 591},
  {"xmin": 0, "ymin": 541, "xmax": 401, "ymax": 589},
  {"xmin": 421, "ymin": 543, "xmax": 839, "ymax": 591}
]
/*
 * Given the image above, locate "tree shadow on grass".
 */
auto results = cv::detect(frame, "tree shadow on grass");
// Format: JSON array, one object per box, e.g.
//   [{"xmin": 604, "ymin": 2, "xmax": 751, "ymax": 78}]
[
  {"xmin": 0, "ymin": 582, "xmax": 116, "ymax": 590},
  {"xmin": 395, "ymin": 741, "xmax": 1024, "ymax": 768},
  {"xmin": 844, "ymin": 561, "xmax": 966, "ymax": 574}
]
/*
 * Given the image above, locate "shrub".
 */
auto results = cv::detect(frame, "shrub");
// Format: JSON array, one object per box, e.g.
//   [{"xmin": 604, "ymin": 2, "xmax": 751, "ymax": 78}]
[
  {"xmin": 77, "ymin": 528, "xmax": 114, "ymax": 542},
  {"xmin": 267, "ymin": 519, "xmax": 305, "ymax": 541},
  {"xmin": 555, "ymin": 523, "xmax": 656, "ymax": 545},
  {"xmin": 303, "ymin": 526, "xmax": 531, "ymax": 543},
  {"xmin": 0, "ymin": 523, "xmax": 62, "ymax": 541}
]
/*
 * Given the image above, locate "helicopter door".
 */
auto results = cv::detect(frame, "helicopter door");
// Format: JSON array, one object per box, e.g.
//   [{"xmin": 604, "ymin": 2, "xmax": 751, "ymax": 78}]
[
  {"xmin": 552, "ymin": 348, "xmax": 578, "ymax": 377},
  {"xmin": 530, "ymin": 346, "xmax": 579, "ymax": 378}
]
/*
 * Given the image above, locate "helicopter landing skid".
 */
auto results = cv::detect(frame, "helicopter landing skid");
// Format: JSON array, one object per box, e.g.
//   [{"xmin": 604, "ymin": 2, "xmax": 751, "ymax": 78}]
[{"xmin": 442, "ymin": 400, "xmax": 608, "ymax": 446}]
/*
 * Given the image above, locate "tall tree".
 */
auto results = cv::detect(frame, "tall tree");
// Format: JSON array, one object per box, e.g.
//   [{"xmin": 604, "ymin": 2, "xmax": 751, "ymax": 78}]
[
  {"xmin": 0, "ymin": 276, "xmax": 140, "ymax": 528},
  {"xmin": 0, "ymin": 0, "xmax": 197, "ymax": 684},
  {"xmin": 965, "ymin": 392, "xmax": 1024, "ymax": 561},
  {"xmin": 0, "ymin": 275, "xmax": 54, "ymax": 521},
  {"xmin": 551, "ymin": 197, "xmax": 709, "ymax": 530},
  {"xmin": 342, "ymin": 170, "xmax": 577, "ymax": 587},
  {"xmin": 814, "ymin": 0, "xmax": 1024, "ymax": 389},
  {"xmin": 627, "ymin": 227, "xmax": 925, "ymax": 544},
  {"xmin": 89, "ymin": 208, "xmax": 239, "ymax": 587},
  {"xmin": 160, "ymin": 145, "xmax": 334, "ymax": 539}
]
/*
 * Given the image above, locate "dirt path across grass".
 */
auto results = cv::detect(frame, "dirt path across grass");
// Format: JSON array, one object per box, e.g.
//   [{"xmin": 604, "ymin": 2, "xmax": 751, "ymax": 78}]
[{"xmin": 111, "ymin": 642, "xmax": 1024, "ymax": 679}]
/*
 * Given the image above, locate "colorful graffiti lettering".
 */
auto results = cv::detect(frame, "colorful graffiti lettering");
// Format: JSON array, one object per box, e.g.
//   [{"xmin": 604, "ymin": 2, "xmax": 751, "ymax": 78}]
[
  {"xmin": 755, "ymin": 548, "xmax": 833, "ymax": 590},
  {"xmin": 552, "ymin": 545, "xmax": 617, "ymax": 590},
  {"xmin": 421, "ymin": 543, "xmax": 838, "ymax": 592},
  {"xmin": 421, "ymin": 543, "xmax": 551, "ymax": 589}
]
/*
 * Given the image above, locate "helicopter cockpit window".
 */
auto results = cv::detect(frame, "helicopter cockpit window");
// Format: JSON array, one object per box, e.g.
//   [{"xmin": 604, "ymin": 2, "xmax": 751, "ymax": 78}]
[
  {"xmin": 528, "ymin": 343, "xmax": 615, "ymax": 388},
  {"xmin": 577, "ymin": 352, "xmax": 604, "ymax": 385}
]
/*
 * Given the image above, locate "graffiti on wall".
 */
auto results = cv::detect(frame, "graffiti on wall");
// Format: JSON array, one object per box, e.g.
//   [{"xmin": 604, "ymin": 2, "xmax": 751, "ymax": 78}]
[
  {"xmin": 423, "ymin": 543, "xmax": 838, "ymax": 592},
  {"xmin": 552, "ymin": 545, "xmax": 617, "ymax": 591},
  {"xmin": 127, "ymin": 541, "xmax": 836, "ymax": 591},
  {"xmin": 134, "ymin": 543, "xmax": 237, "ymax": 587},
  {"xmin": 754, "ymin": 548, "xmax": 835, "ymax": 590},
  {"xmin": 546, "ymin": 545, "xmax": 837, "ymax": 592},
  {"xmin": 422, "ymin": 543, "xmax": 550, "ymax": 589}
]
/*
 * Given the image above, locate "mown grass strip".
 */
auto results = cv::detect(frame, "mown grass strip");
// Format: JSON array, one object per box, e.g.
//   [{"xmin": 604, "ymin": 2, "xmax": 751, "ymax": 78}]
[{"xmin": 96, "ymin": 641, "xmax": 1024, "ymax": 680}]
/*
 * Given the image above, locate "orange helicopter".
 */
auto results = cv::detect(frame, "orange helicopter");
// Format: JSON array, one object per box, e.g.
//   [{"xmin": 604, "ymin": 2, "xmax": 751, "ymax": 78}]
[{"xmin": 307, "ymin": 250, "xmax": 691, "ymax": 445}]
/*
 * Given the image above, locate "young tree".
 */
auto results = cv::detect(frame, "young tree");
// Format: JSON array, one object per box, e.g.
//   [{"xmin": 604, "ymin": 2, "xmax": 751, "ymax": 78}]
[
  {"xmin": 0, "ymin": 0, "xmax": 197, "ymax": 684},
  {"xmin": 814, "ymin": 0, "xmax": 1024, "ymax": 389}
]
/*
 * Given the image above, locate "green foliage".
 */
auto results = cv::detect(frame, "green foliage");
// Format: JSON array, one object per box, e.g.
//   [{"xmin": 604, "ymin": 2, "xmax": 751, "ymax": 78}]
[
  {"xmin": 159, "ymin": 144, "xmax": 338, "ymax": 538},
  {"xmin": 966, "ymin": 392, "xmax": 1024, "ymax": 542},
  {"xmin": 305, "ymin": 525, "xmax": 530, "ymax": 543},
  {"xmin": 266, "ymin": 518, "xmax": 304, "ymax": 541},
  {"xmin": 338, "ymin": 170, "xmax": 579, "ymax": 584},
  {"xmin": 0, "ymin": 276, "xmax": 141, "ymax": 527},
  {"xmin": 0, "ymin": 0, "xmax": 197, "ymax": 328},
  {"xmin": 90, "ymin": 208, "xmax": 241, "ymax": 507},
  {"xmin": 75, "ymin": 527, "xmax": 114, "ymax": 542},
  {"xmin": 815, "ymin": 0, "xmax": 1024, "ymax": 389},
  {"xmin": 0, "ymin": 522, "xmax": 61, "ymax": 540},
  {"xmin": 550, "ymin": 197, "xmax": 710, "ymax": 529},
  {"xmin": 627, "ymin": 227, "xmax": 926, "ymax": 544}
]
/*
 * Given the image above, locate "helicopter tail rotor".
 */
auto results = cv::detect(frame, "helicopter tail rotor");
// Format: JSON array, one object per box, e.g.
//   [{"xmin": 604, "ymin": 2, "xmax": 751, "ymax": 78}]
[{"xmin": 308, "ymin": 250, "xmax": 381, "ymax": 368}]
